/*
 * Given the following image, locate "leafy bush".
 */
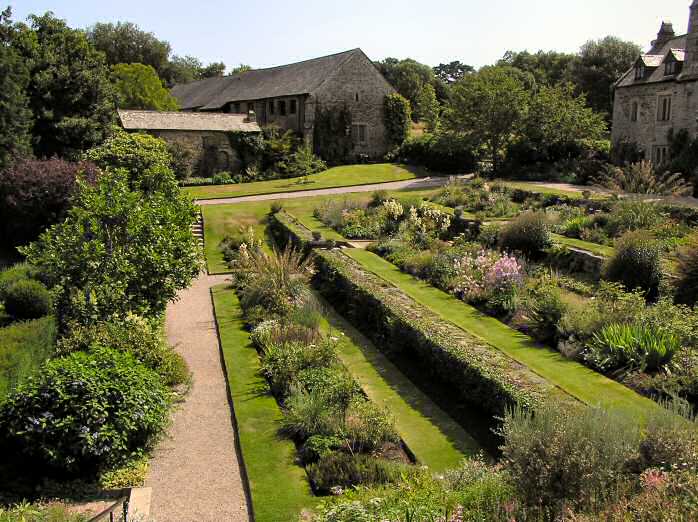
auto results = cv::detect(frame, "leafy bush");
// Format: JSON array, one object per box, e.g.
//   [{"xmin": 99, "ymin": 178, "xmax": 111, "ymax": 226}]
[
  {"xmin": 398, "ymin": 132, "xmax": 478, "ymax": 173},
  {"xmin": 212, "ymin": 171, "xmax": 233, "ymax": 184},
  {"xmin": 276, "ymin": 144, "xmax": 327, "ymax": 179},
  {"xmin": 0, "ymin": 502, "xmax": 89, "ymax": 522},
  {"xmin": 384, "ymin": 93, "xmax": 412, "ymax": 147},
  {"xmin": 281, "ymin": 389, "xmax": 342, "ymax": 441},
  {"xmin": 3, "ymin": 279, "xmax": 51, "ymax": 320},
  {"xmin": 307, "ymin": 453, "xmax": 405, "ymax": 494},
  {"xmin": 605, "ymin": 199, "xmax": 667, "ymax": 238},
  {"xmin": 57, "ymin": 314, "xmax": 189, "ymax": 387},
  {"xmin": 300, "ymin": 435, "xmax": 344, "ymax": 464},
  {"xmin": 638, "ymin": 399, "xmax": 698, "ymax": 472},
  {"xmin": 0, "ymin": 347, "xmax": 170, "ymax": 474},
  {"xmin": 524, "ymin": 275, "xmax": 567, "ymax": 344},
  {"xmin": 675, "ymin": 232, "xmax": 698, "ymax": 307},
  {"xmin": 167, "ymin": 142, "xmax": 193, "ymax": 180},
  {"xmin": 260, "ymin": 339, "xmax": 337, "ymax": 397},
  {"xmin": 595, "ymin": 161, "xmax": 693, "ymax": 196},
  {"xmin": 499, "ymin": 212, "xmax": 552, "ymax": 258},
  {"xmin": 0, "ymin": 158, "xmax": 99, "ymax": 247},
  {"xmin": 500, "ymin": 403, "xmax": 639, "ymax": 513},
  {"xmin": 585, "ymin": 323, "xmax": 680, "ymax": 373},
  {"xmin": 0, "ymin": 263, "xmax": 42, "ymax": 301},
  {"xmin": 603, "ymin": 231, "xmax": 662, "ymax": 299},
  {"xmin": 344, "ymin": 398, "xmax": 398, "ymax": 453}
]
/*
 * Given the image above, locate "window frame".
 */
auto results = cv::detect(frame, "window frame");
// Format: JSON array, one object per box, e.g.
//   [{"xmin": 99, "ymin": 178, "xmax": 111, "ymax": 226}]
[
  {"xmin": 630, "ymin": 101, "xmax": 639, "ymax": 122},
  {"xmin": 657, "ymin": 95, "xmax": 672, "ymax": 122},
  {"xmin": 290, "ymin": 99, "xmax": 297, "ymax": 115},
  {"xmin": 279, "ymin": 100, "xmax": 287, "ymax": 116},
  {"xmin": 268, "ymin": 100, "xmax": 275, "ymax": 115},
  {"xmin": 351, "ymin": 123, "xmax": 368, "ymax": 145},
  {"xmin": 635, "ymin": 65, "xmax": 646, "ymax": 80}
]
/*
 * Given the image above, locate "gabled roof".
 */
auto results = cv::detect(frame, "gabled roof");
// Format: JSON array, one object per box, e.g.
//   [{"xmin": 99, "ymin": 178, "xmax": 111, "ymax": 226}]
[
  {"xmin": 118, "ymin": 110, "xmax": 261, "ymax": 132},
  {"xmin": 616, "ymin": 34, "xmax": 687, "ymax": 88},
  {"xmin": 171, "ymin": 49, "xmax": 364, "ymax": 110}
]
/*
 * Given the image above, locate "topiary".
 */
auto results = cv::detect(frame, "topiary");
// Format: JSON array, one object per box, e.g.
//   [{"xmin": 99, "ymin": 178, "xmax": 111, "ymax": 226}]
[
  {"xmin": 499, "ymin": 212, "xmax": 552, "ymax": 258},
  {"xmin": 3, "ymin": 279, "xmax": 51, "ymax": 320},
  {"xmin": 0, "ymin": 347, "xmax": 170, "ymax": 474},
  {"xmin": 603, "ymin": 231, "xmax": 662, "ymax": 300},
  {"xmin": 675, "ymin": 232, "xmax": 698, "ymax": 307}
]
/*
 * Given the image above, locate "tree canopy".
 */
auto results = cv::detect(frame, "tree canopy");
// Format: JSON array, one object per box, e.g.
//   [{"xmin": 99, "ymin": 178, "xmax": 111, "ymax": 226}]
[
  {"xmin": 87, "ymin": 22, "xmax": 171, "ymax": 75},
  {"xmin": 112, "ymin": 63, "xmax": 180, "ymax": 111},
  {"xmin": 433, "ymin": 61, "xmax": 474, "ymax": 84}
]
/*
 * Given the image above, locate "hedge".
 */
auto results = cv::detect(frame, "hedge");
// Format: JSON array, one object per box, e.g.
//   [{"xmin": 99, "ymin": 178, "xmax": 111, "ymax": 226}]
[{"xmin": 269, "ymin": 211, "xmax": 573, "ymax": 417}]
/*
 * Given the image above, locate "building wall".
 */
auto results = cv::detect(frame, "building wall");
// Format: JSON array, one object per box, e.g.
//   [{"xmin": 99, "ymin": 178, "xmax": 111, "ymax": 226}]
[
  {"xmin": 612, "ymin": 80, "xmax": 698, "ymax": 161},
  {"xmin": 149, "ymin": 129, "xmax": 242, "ymax": 176},
  {"xmin": 312, "ymin": 51, "xmax": 395, "ymax": 159},
  {"xmin": 224, "ymin": 96, "xmax": 305, "ymax": 133}
]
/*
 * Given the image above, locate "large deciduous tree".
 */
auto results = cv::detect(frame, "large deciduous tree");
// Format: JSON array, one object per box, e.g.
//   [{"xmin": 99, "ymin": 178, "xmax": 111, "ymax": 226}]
[
  {"xmin": 87, "ymin": 22, "xmax": 171, "ymax": 75},
  {"xmin": 377, "ymin": 58, "xmax": 445, "ymax": 120},
  {"xmin": 162, "ymin": 54, "xmax": 226, "ymax": 86},
  {"xmin": 498, "ymin": 50, "xmax": 576, "ymax": 87},
  {"xmin": 112, "ymin": 63, "xmax": 180, "ymax": 111},
  {"xmin": 445, "ymin": 66, "xmax": 532, "ymax": 172},
  {"xmin": 13, "ymin": 12, "xmax": 115, "ymax": 160},
  {"xmin": 433, "ymin": 61, "xmax": 473, "ymax": 84},
  {"xmin": 384, "ymin": 93, "xmax": 412, "ymax": 147},
  {"xmin": 0, "ymin": 7, "xmax": 32, "ymax": 169}
]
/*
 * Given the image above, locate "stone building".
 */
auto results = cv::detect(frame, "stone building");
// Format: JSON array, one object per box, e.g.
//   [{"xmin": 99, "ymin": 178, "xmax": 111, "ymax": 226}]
[
  {"xmin": 612, "ymin": 1, "xmax": 698, "ymax": 165},
  {"xmin": 170, "ymin": 48, "xmax": 396, "ymax": 160},
  {"xmin": 118, "ymin": 109, "xmax": 260, "ymax": 176}
]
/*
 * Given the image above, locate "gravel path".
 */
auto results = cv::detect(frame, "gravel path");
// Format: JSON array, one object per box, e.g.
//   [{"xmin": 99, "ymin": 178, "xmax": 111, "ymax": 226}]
[
  {"xmin": 146, "ymin": 273, "xmax": 250, "ymax": 522},
  {"xmin": 196, "ymin": 175, "xmax": 456, "ymax": 205}
]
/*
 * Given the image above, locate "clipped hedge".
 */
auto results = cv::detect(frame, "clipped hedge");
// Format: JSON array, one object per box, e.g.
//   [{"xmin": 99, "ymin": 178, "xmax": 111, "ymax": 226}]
[{"xmin": 270, "ymin": 211, "xmax": 568, "ymax": 417}]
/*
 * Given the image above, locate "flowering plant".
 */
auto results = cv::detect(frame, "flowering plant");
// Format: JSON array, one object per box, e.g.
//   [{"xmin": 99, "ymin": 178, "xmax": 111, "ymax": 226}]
[{"xmin": 451, "ymin": 249, "xmax": 523, "ymax": 304}]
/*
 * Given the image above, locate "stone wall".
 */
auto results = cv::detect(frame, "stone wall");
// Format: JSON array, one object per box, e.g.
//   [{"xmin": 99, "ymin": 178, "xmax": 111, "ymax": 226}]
[
  {"xmin": 612, "ymin": 80, "xmax": 698, "ymax": 159},
  {"xmin": 313, "ymin": 51, "xmax": 395, "ymax": 159},
  {"xmin": 149, "ymin": 130, "xmax": 242, "ymax": 176}
]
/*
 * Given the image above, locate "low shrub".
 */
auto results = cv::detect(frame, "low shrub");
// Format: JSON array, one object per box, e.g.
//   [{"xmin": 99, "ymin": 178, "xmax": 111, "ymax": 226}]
[
  {"xmin": 605, "ymin": 199, "xmax": 667, "ymax": 238},
  {"xmin": 0, "ymin": 263, "xmax": 42, "ymax": 301},
  {"xmin": 300, "ymin": 435, "xmax": 344, "ymax": 464},
  {"xmin": 281, "ymin": 389, "xmax": 341, "ymax": 441},
  {"xmin": 398, "ymin": 132, "xmax": 478, "ymax": 174},
  {"xmin": 3, "ymin": 280, "xmax": 52, "ymax": 320},
  {"xmin": 524, "ymin": 276, "xmax": 567, "ymax": 344},
  {"xmin": 674, "ymin": 232, "xmax": 698, "ymax": 307},
  {"xmin": 344, "ymin": 398, "xmax": 398, "ymax": 453},
  {"xmin": 0, "ymin": 347, "xmax": 170, "ymax": 474},
  {"xmin": 638, "ymin": 399, "xmax": 698, "ymax": 473},
  {"xmin": 307, "ymin": 453, "xmax": 405, "ymax": 494},
  {"xmin": 603, "ymin": 231, "xmax": 662, "ymax": 299},
  {"xmin": 585, "ymin": 323, "xmax": 680, "ymax": 373},
  {"xmin": 212, "ymin": 171, "xmax": 234, "ymax": 185},
  {"xmin": 499, "ymin": 212, "xmax": 551, "ymax": 258}
]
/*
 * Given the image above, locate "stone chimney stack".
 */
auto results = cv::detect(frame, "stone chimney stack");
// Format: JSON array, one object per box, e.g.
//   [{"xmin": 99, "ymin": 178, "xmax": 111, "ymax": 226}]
[
  {"xmin": 682, "ymin": 1, "xmax": 698, "ymax": 79},
  {"xmin": 651, "ymin": 21, "xmax": 675, "ymax": 52}
]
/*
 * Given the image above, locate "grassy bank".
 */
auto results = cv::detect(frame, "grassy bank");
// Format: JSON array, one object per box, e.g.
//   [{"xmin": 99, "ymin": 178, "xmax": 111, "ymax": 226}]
[{"xmin": 211, "ymin": 284, "xmax": 313, "ymax": 522}]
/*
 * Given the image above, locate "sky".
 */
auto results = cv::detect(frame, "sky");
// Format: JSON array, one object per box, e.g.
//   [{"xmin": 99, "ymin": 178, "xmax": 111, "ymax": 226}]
[{"xmin": 7, "ymin": 0, "xmax": 692, "ymax": 70}]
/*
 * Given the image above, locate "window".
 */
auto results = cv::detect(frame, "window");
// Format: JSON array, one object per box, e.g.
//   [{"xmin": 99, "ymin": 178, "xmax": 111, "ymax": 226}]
[
  {"xmin": 351, "ymin": 124, "xmax": 367, "ymax": 144},
  {"xmin": 631, "ymin": 101, "xmax": 639, "ymax": 122},
  {"xmin": 635, "ymin": 65, "xmax": 646, "ymax": 80},
  {"xmin": 665, "ymin": 59, "xmax": 681, "ymax": 76},
  {"xmin": 279, "ymin": 100, "xmax": 287, "ymax": 116},
  {"xmin": 290, "ymin": 99, "xmax": 297, "ymax": 114},
  {"xmin": 268, "ymin": 100, "xmax": 275, "ymax": 115},
  {"xmin": 355, "ymin": 92, "xmax": 360, "ymax": 102},
  {"xmin": 654, "ymin": 146, "xmax": 670, "ymax": 165},
  {"xmin": 233, "ymin": 102, "xmax": 241, "ymax": 113},
  {"xmin": 657, "ymin": 95, "xmax": 672, "ymax": 122}
]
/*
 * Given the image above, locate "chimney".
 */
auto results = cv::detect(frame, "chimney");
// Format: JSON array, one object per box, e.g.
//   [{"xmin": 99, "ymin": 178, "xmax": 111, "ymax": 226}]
[
  {"xmin": 651, "ymin": 21, "xmax": 675, "ymax": 52},
  {"xmin": 682, "ymin": 1, "xmax": 698, "ymax": 79},
  {"xmin": 245, "ymin": 109, "xmax": 256, "ymax": 123}
]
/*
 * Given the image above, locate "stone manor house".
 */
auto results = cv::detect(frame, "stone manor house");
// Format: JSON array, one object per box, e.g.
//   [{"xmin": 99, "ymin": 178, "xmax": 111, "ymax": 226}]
[
  {"xmin": 170, "ymin": 48, "xmax": 395, "ymax": 162},
  {"xmin": 613, "ymin": 1, "xmax": 698, "ymax": 165}
]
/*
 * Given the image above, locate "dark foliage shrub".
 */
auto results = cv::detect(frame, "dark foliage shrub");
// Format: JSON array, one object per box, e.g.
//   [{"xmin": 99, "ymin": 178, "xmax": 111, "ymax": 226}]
[
  {"xmin": 398, "ymin": 132, "xmax": 478, "ymax": 174},
  {"xmin": 270, "ymin": 201, "xmax": 283, "ymax": 214},
  {"xmin": 299, "ymin": 435, "xmax": 344, "ymax": 464},
  {"xmin": 500, "ymin": 403, "xmax": 639, "ymax": 514},
  {"xmin": 383, "ymin": 93, "xmax": 411, "ymax": 148},
  {"xmin": 307, "ymin": 453, "xmax": 405, "ymax": 494},
  {"xmin": 604, "ymin": 231, "xmax": 662, "ymax": 300},
  {"xmin": 167, "ymin": 142, "xmax": 193, "ymax": 180},
  {"xmin": 0, "ymin": 347, "xmax": 170, "ymax": 474},
  {"xmin": 3, "ymin": 279, "xmax": 51, "ymax": 320},
  {"xmin": 668, "ymin": 128, "xmax": 698, "ymax": 196},
  {"xmin": 499, "ymin": 212, "xmax": 552, "ymax": 258},
  {"xmin": 611, "ymin": 137, "xmax": 645, "ymax": 166},
  {"xmin": 0, "ymin": 158, "xmax": 99, "ymax": 247},
  {"xmin": 0, "ymin": 263, "xmax": 42, "ymax": 301},
  {"xmin": 675, "ymin": 232, "xmax": 698, "ymax": 307},
  {"xmin": 212, "ymin": 171, "xmax": 233, "ymax": 184}
]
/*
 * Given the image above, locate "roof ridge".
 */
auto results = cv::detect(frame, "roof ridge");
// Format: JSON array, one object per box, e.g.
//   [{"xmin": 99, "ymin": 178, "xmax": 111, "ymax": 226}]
[{"xmin": 223, "ymin": 48, "xmax": 361, "ymax": 80}]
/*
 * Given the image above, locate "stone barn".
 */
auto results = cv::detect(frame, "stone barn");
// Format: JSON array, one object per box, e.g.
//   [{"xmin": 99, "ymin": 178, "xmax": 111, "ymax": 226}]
[
  {"xmin": 170, "ymin": 48, "xmax": 396, "ymax": 161},
  {"xmin": 117, "ymin": 109, "xmax": 261, "ymax": 176}
]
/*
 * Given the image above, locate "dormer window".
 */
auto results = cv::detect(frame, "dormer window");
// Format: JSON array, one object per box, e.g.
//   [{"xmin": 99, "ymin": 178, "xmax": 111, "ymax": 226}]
[
  {"xmin": 635, "ymin": 65, "xmax": 646, "ymax": 80},
  {"xmin": 665, "ymin": 60, "xmax": 681, "ymax": 76}
]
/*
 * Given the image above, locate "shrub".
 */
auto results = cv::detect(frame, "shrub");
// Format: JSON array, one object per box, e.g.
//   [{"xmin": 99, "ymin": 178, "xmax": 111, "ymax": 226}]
[
  {"xmin": 57, "ymin": 314, "xmax": 190, "ymax": 387},
  {"xmin": 0, "ymin": 263, "xmax": 42, "ymax": 301},
  {"xmin": 307, "ymin": 453, "xmax": 404, "ymax": 494},
  {"xmin": 343, "ymin": 398, "xmax": 398, "ymax": 453},
  {"xmin": 605, "ymin": 199, "xmax": 667, "ymax": 238},
  {"xmin": 281, "ymin": 389, "xmax": 341, "ymax": 441},
  {"xmin": 167, "ymin": 142, "xmax": 193, "ymax": 180},
  {"xmin": 398, "ymin": 132, "xmax": 478, "ymax": 173},
  {"xmin": 477, "ymin": 222, "xmax": 501, "ymax": 249},
  {"xmin": 585, "ymin": 323, "xmax": 680, "ymax": 373},
  {"xmin": 525, "ymin": 276, "xmax": 567, "ymax": 344},
  {"xmin": 0, "ymin": 158, "xmax": 99, "ymax": 247},
  {"xmin": 499, "ymin": 212, "xmax": 552, "ymax": 258},
  {"xmin": 383, "ymin": 93, "xmax": 411, "ymax": 147},
  {"xmin": 638, "ymin": 399, "xmax": 698, "ymax": 472},
  {"xmin": 3, "ymin": 280, "xmax": 51, "ymax": 320},
  {"xmin": 212, "ymin": 171, "xmax": 234, "ymax": 184},
  {"xmin": 500, "ymin": 403, "xmax": 639, "ymax": 513},
  {"xmin": 675, "ymin": 232, "xmax": 698, "ymax": 307},
  {"xmin": 603, "ymin": 231, "xmax": 662, "ymax": 299},
  {"xmin": 277, "ymin": 144, "xmax": 327, "ymax": 178},
  {"xmin": 300, "ymin": 435, "xmax": 344, "ymax": 464},
  {"xmin": 595, "ymin": 161, "xmax": 693, "ymax": 196},
  {"xmin": 0, "ymin": 347, "xmax": 170, "ymax": 474}
]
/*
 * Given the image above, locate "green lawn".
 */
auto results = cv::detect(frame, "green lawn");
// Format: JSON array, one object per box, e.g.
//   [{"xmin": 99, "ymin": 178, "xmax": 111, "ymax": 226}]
[
  {"xmin": 344, "ymin": 249, "xmax": 663, "ymax": 422},
  {"xmin": 317, "ymin": 294, "xmax": 482, "ymax": 471},
  {"xmin": 497, "ymin": 180, "xmax": 607, "ymax": 199},
  {"xmin": 552, "ymin": 234, "xmax": 615, "ymax": 257},
  {"xmin": 185, "ymin": 164, "xmax": 420, "ymax": 200},
  {"xmin": 211, "ymin": 285, "xmax": 314, "ymax": 522}
]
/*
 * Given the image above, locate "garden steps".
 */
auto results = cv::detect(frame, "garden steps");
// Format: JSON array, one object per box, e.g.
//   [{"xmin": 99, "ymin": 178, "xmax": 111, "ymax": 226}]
[
  {"xmin": 316, "ymin": 293, "xmax": 484, "ymax": 471},
  {"xmin": 343, "ymin": 248, "xmax": 665, "ymax": 423}
]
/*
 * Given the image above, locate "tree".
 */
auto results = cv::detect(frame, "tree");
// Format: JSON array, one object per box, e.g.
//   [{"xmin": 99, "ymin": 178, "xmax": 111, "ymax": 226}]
[
  {"xmin": 86, "ymin": 22, "xmax": 170, "ymax": 75},
  {"xmin": 568, "ymin": 36, "xmax": 641, "ymax": 119},
  {"xmin": 13, "ymin": 12, "xmax": 115, "ymax": 159},
  {"xmin": 433, "ymin": 61, "xmax": 473, "ymax": 84},
  {"xmin": 112, "ymin": 63, "xmax": 180, "ymax": 111},
  {"xmin": 231, "ymin": 64, "xmax": 252, "ymax": 74},
  {"xmin": 0, "ymin": 7, "xmax": 31, "ymax": 169},
  {"xmin": 445, "ymin": 66, "xmax": 531, "ymax": 172},
  {"xmin": 376, "ymin": 58, "xmax": 445, "ymax": 119},
  {"xmin": 162, "ymin": 54, "xmax": 227, "ymax": 86},
  {"xmin": 384, "ymin": 93, "xmax": 412, "ymax": 147},
  {"xmin": 498, "ymin": 50, "xmax": 575, "ymax": 86},
  {"xmin": 415, "ymin": 83, "xmax": 440, "ymax": 131}
]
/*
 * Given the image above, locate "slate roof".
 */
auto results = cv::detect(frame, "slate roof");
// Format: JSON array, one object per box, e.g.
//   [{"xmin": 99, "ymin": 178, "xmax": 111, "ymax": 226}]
[
  {"xmin": 171, "ymin": 49, "xmax": 363, "ymax": 110},
  {"xmin": 118, "ymin": 110, "xmax": 261, "ymax": 132},
  {"xmin": 616, "ymin": 34, "xmax": 688, "ymax": 88}
]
